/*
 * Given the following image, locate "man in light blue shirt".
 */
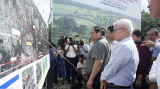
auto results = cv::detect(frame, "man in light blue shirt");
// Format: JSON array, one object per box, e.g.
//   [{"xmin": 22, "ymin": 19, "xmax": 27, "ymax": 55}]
[
  {"xmin": 145, "ymin": 28, "xmax": 160, "ymax": 58},
  {"xmin": 78, "ymin": 39, "xmax": 89, "ymax": 59},
  {"xmin": 100, "ymin": 19, "xmax": 139, "ymax": 89}
]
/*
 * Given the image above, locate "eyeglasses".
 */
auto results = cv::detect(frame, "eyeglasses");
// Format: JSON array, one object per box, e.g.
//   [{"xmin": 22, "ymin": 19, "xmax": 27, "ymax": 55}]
[
  {"xmin": 90, "ymin": 32, "xmax": 96, "ymax": 34},
  {"xmin": 114, "ymin": 27, "xmax": 122, "ymax": 32}
]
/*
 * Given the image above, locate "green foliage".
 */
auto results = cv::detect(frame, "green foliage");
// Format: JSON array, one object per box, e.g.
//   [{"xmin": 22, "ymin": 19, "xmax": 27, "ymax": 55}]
[
  {"xmin": 141, "ymin": 10, "xmax": 160, "ymax": 35},
  {"xmin": 53, "ymin": 16, "xmax": 88, "ymax": 39},
  {"xmin": 48, "ymin": 24, "xmax": 52, "ymax": 40}
]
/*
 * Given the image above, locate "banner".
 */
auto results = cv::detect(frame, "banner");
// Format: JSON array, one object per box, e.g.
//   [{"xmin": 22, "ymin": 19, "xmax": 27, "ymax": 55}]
[{"xmin": 0, "ymin": 0, "xmax": 50, "ymax": 89}]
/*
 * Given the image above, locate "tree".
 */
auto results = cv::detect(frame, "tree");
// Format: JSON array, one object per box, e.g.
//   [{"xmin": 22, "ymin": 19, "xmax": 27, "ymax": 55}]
[
  {"xmin": 141, "ymin": 10, "xmax": 160, "ymax": 35},
  {"xmin": 53, "ymin": 16, "xmax": 88, "ymax": 41}
]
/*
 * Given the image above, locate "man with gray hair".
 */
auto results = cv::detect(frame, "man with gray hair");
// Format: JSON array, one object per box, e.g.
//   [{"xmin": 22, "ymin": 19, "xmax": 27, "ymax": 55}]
[{"xmin": 100, "ymin": 19, "xmax": 139, "ymax": 89}]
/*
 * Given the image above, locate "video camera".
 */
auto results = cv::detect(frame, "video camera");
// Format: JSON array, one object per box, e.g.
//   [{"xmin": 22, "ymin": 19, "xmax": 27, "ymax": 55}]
[
  {"xmin": 69, "ymin": 37, "xmax": 75, "ymax": 45},
  {"xmin": 58, "ymin": 36, "xmax": 65, "ymax": 46}
]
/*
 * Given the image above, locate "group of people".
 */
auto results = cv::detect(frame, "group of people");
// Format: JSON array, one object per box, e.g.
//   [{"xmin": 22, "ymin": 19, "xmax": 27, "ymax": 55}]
[
  {"xmin": 47, "ymin": 37, "xmax": 90, "ymax": 89},
  {"xmin": 46, "ymin": 0, "xmax": 160, "ymax": 89}
]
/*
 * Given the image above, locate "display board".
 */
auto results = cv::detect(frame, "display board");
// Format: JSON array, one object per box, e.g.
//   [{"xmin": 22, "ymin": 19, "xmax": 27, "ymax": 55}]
[
  {"xmin": 72, "ymin": 0, "xmax": 141, "ymax": 21},
  {"xmin": 53, "ymin": 0, "xmax": 141, "ymax": 43},
  {"xmin": 0, "ymin": 0, "xmax": 50, "ymax": 89}
]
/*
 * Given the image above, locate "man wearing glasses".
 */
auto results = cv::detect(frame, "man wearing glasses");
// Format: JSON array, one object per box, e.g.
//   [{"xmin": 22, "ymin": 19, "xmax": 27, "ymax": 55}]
[
  {"xmin": 145, "ymin": 0, "xmax": 160, "ymax": 89},
  {"xmin": 100, "ymin": 19, "xmax": 139, "ymax": 89},
  {"xmin": 84, "ymin": 26, "xmax": 111, "ymax": 89}
]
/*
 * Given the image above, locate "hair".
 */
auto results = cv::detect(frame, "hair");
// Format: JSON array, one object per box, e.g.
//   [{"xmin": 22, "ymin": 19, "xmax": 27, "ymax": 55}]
[
  {"xmin": 92, "ymin": 26, "xmax": 106, "ymax": 36},
  {"xmin": 65, "ymin": 37, "xmax": 69, "ymax": 41},
  {"xmin": 49, "ymin": 43, "xmax": 56, "ymax": 48},
  {"xmin": 113, "ymin": 19, "xmax": 133, "ymax": 34},
  {"xmin": 132, "ymin": 29, "xmax": 145, "ymax": 41},
  {"xmin": 78, "ymin": 54, "xmax": 84, "ymax": 59},
  {"xmin": 107, "ymin": 26, "xmax": 114, "ymax": 33},
  {"xmin": 147, "ymin": 28, "xmax": 159, "ymax": 35}
]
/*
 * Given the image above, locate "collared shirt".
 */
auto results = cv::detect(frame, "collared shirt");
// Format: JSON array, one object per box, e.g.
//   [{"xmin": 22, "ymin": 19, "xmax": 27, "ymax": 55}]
[
  {"xmin": 49, "ymin": 48, "xmax": 56, "ymax": 61},
  {"xmin": 79, "ymin": 44, "xmax": 89, "ymax": 58},
  {"xmin": 89, "ymin": 41, "xmax": 94, "ymax": 51},
  {"xmin": 100, "ymin": 37, "xmax": 139, "ymax": 87},
  {"xmin": 110, "ymin": 40, "xmax": 118, "ymax": 51},
  {"xmin": 149, "ymin": 40, "xmax": 160, "ymax": 57},
  {"xmin": 84, "ymin": 36, "xmax": 110, "ymax": 73}
]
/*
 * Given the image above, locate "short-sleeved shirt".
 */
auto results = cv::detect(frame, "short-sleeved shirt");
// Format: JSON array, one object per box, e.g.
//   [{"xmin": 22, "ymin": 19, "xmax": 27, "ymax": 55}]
[
  {"xmin": 149, "ymin": 40, "xmax": 160, "ymax": 57},
  {"xmin": 65, "ymin": 44, "xmax": 77, "ymax": 58},
  {"xmin": 84, "ymin": 36, "xmax": 111, "ymax": 73},
  {"xmin": 79, "ymin": 44, "xmax": 89, "ymax": 58},
  {"xmin": 49, "ymin": 48, "xmax": 56, "ymax": 61},
  {"xmin": 77, "ymin": 61, "xmax": 85, "ymax": 73}
]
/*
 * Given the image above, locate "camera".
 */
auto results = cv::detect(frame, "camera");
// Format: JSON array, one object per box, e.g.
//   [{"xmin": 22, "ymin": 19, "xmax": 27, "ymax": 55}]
[
  {"xmin": 69, "ymin": 38, "xmax": 75, "ymax": 45},
  {"xmin": 58, "ymin": 36, "xmax": 65, "ymax": 46},
  {"xmin": 80, "ymin": 41, "xmax": 84, "ymax": 45},
  {"xmin": 70, "ymin": 40, "xmax": 75, "ymax": 45}
]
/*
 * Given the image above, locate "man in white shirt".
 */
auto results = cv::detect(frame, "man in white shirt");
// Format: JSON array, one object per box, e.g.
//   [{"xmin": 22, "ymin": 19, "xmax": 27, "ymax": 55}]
[
  {"xmin": 65, "ymin": 37, "xmax": 78, "ymax": 84},
  {"xmin": 100, "ymin": 19, "xmax": 139, "ymax": 89},
  {"xmin": 145, "ymin": 0, "xmax": 160, "ymax": 88}
]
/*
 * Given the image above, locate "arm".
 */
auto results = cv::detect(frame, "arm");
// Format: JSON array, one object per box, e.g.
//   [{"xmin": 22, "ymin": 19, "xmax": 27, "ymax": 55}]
[
  {"xmin": 144, "ymin": 40, "xmax": 160, "ymax": 50},
  {"xmin": 72, "ymin": 45, "xmax": 77, "ymax": 53},
  {"xmin": 52, "ymin": 48, "xmax": 56, "ymax": 58},
  {"xmin": 135, "ymin": 74, "xmax": 143, "ymax": 87},
  {"xmin": 81, "ymin": 45, "xmax": 89, "ymax": 53},
  {"xmin": 78, "ymin": 46, "xmax": 81, "ymax": 53},
  {"xmin": 65, "ymin": 45, "xmax": 70, "ymax": 52},
  {"xmin": 87, "ymin": 59, "xmax": 103, "ymax": 89}
]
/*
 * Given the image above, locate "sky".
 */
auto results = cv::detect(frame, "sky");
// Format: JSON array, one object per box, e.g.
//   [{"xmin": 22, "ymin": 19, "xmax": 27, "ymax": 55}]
[
  {"xmin": 141, "ymin": 0, "xmax": 149, "ymax": 12},
  {"xmin": 33, "ymin": 0, "xmax": 51, "ymax": 26}
]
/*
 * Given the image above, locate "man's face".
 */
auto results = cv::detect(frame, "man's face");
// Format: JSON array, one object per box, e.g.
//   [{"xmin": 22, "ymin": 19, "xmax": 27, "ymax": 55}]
[
  {"xmin": 66, "ymin": 38, "xmax": 70, "ymax": 44},
  {"xmin": 113, "ymin": 25, "xmax": 123, "ymax": 42},
  {"xmin": 107, "ymin": 30, "xmax": 115, "ymax": 41},
  {"xmin": 80, "ymin": 39, "xmax": 85, "ymax": 44},
  {"xmin": 148, "ymin": 0, "xmax": 160, "ymax": 18},
  {"xmin": 90, "ymin": 28, "xmax": 98, "ymax": 41},
  {"xmin": 146, "ymin": 30, "xmax": 157, "ymax": 42}
]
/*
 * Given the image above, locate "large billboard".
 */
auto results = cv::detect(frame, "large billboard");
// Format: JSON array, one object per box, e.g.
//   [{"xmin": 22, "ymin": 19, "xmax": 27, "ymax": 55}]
[
  {"xmin": 72, "ymin": 0, "xmax": 141, "ymax": 21},
  {"xmin": 0, "ymin": 0, "xmax": 50, "ymax": 89},
  {"xmin": 53, "ymin": 0, "xmax": 141, "ymax": 43}
]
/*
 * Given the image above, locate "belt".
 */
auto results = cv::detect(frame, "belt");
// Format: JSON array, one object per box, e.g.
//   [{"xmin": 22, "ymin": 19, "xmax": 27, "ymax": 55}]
[{"xmin": 108, "ymin": 83, "xmax": 131, "ymax": 88}]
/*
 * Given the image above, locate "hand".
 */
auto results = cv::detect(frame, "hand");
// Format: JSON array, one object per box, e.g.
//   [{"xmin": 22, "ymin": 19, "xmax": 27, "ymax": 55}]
[
  {"xmin": 83, "ymin": 72, "xmax": 87, "ymax": 79},
  {"xmin": 135, "ymin": 79, "xmax": 142, "ymax": 87},
  {"xmin": 149, "ymin": 83, "xmax": 158, "ymax": 89},
  {"xmin": 81, "ymin": 45, "xmax": 84, "ymax": 48},
  {"xmin": 75, "ymin": 68, "xmax": 79, "ymax": 72},
  {"xmin": 87, "ymin": 79, "xmax": 93, "ymax": 89},
  {"xmin": 143, "ymin": 40, "xmax": 155, "ymax": 47},
  {"xmin": 81, "ymin": 67, "xmax": 84, "ymax": 69},
  {"xmin": 100, "ymin": 81, "xmax": 107, "ymax": 89},
  {"xmin": 146, "ymin": 75, "xmax": 151, "ymax": 85}
]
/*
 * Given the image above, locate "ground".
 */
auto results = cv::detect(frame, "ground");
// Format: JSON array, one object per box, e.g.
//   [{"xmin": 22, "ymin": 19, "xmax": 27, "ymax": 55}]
[{"xmin": 42, "ymin": 78, "xmax": 87, "ymax": 89}]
